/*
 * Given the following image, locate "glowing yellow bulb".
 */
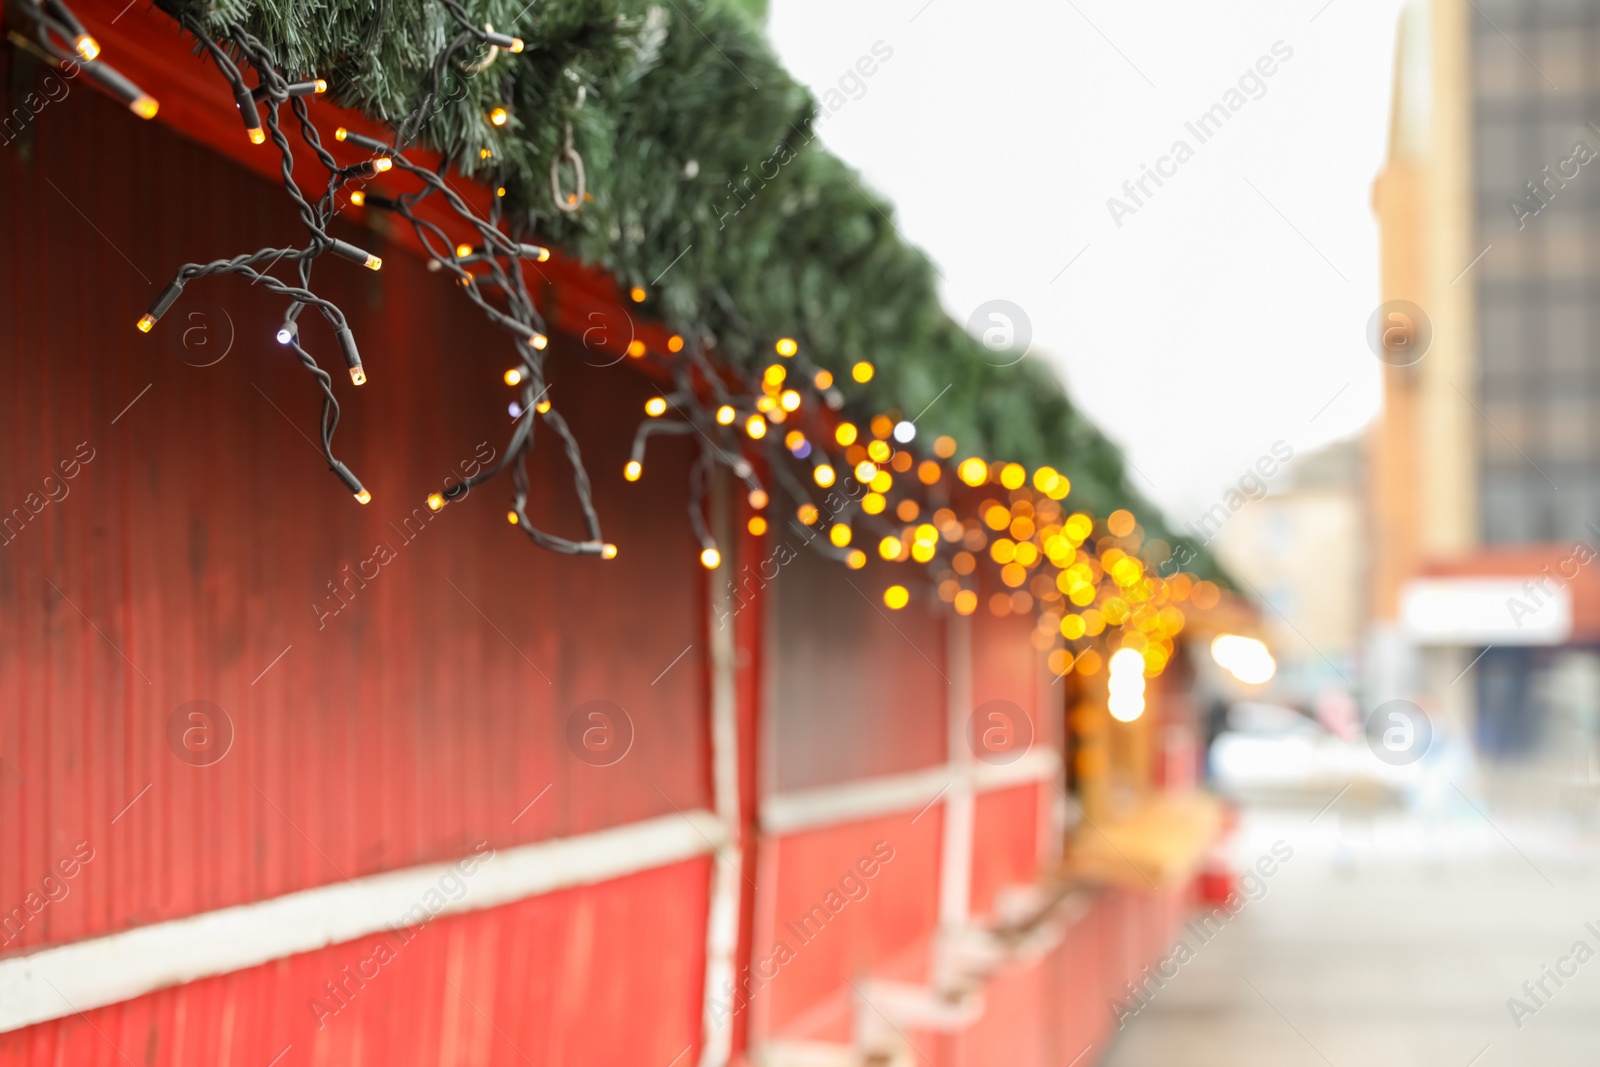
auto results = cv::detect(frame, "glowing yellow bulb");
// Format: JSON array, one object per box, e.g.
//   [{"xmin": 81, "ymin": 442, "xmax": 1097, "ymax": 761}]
[
  {"xmin": 480, "ymin": 148, "xmax": 493, "ymax": 160},
  {"xmin": 829, "ymin": 524, "xmax": 852, "ymax": 548},
  {"xmin": 934, "ymin": 435, "xmax": 957, "ymax": 459},
  {"xmin": 624, "ymin": 461, "xmax": 642, "ymax": 482},
  {"xmin": 749, "ymin": 516, "xmax": 768, "ymax": 535},
  {"xmin": 130, "ymin": 95, "xmax": 159, "ymax": 120},
  {"xmin": 504, "ymin": 368, "xmax": 524, "ymax": 386},
  {"xmin": 958, "ymin": 457, "xmax": 988, "ymax": 487},
  {"xmin": 814, "ymin": 370, "xmax": 834, "ymax": 389},
  {"xmin": 248, "ymin": 127, "xmax": 266, "ymax": 145},
  {"xmin": 373, "ymin": 158, "xmax": 393, "ymax": 173},
  {"xmin": 535, "ymin": 399, "xmax": 551, "ymax": 413},
  {"xmin": 627, "ymin": 340, "xmax": 646, "ymax": 358},
  {"xmin": 855, "ymin": 461, "xmax": 877, "ymax": 482},
  {"xmin": 1108, "ymin": 509, "xmax": 1136, "ymax": 537},
  {"xmin": 350, "ymin": 190, "xmax": 366, "ymax": 206},
  {"xmin": 846, "ymin": 549, "xmax": 867, "ymax": 570},
  {"xmin": 749, "ymin": 489, "xmax": 769, "ymax": 509},
  {"xmin": 954, "ymin": 590, "xmax": 978, "ymax": 615},
  {"xmin": 861, "ymin": 492, "xmax": 885, "ymax": 515},
  {"xmin": 999, "ymin": 463, "xmax": 1026, "ymax": 490},
  {"xmin": 780, "ymin": 389, "xmax": 801, "ymax": 412},
  {"xmin": 74, "ymin": 34, "xmax": 100, "ymax": 61},
  {"xmin": 745, "ymin": 415, "xmax": 767, "ymax": 439},
  {"xmin": 353, "ymin": 488, "xmax": 372, "ymax": 505},
  {"xmin": 878, "ymin": 536, "xmax": 902, "ymax": 561},
  {"xmin": 363, "ymin": 254, "xmax": 382, "ymax": 271},
  {"xmin": 813, "ymin": 464, "xmax": 836, "ymax": 488},
  {"xmin": 645, "ymin": 397, "xmax": 668, "ymax": 417},
  {"xmin": 716, "ymin": 405, "xmax": 736, "ymax": 425},
  {"xmin": 799, "ymin": 504, "xmax": 820, "ymax": 525},
  {"xmin": 456, "ymin": 243, "xmax": 473, "ymax": 258},
  {"xmin": 630, "ymin": 286, "xmax": 647, "ymax": 303},
  {"xmin": 136, "ymin": 314, "xmax": 156, "ymax": 333},
  {"xmin": 530, "ymin": 333, "xmax": 548, "ymax": 350},
  {"xmin": 508, "ymin": 38, "xmax": 526, "ymax": 53},
  {"xmin": 835, "ymin": 423, "xmax": 858, "ymax": 447},
  {"xmin": 535, "ymin": 247, "xmax": 551, "ymax": 262},
  {"xmin": 700, "ymin": 547, "xmax": 721, "ymax": 569},
  {"xmin": 489, "ymin": 107, "xmax": 509, "ymax": 126},
  {"xmin": 852, "ymin": 361, "xmax": 874, "ymax": 383},
  {"xmin": 349, "ymin": 366, "xmax": 367, "ymax": 386},
  {"xmin": 883, "ymin": 585, "xmax": 910, "ymax": 610},
  {"xmin": 775, "ymin": 337, "xmax": 798, "ymax": 357},
  {"xmin": 335, "ymin": 127, "xmax": 349, "ymax": 141},
  {"xmin": 866, "ymin": 440, "xmax": 891, "ymax": 463},
  {"xmin": 426, "ymin": 493, "xmax": 446, "ymax": 512},
  {"xmin": 785, "ymin": 430, "xmax": 806, "ymax": 451},
  {"xmin": 668, "ymin": 335, "xmax": 684, "ymax": 352},
  {"xmin": 601, "ymin": 543, "xmax": 618, "ymax": 559},
  {"xmin": 314, "ymin": 78, "xmax": 329, "ymax": 93},
  {"xmin": 507, "ymin": 511, "xmax": 519, "ymax": 524}
]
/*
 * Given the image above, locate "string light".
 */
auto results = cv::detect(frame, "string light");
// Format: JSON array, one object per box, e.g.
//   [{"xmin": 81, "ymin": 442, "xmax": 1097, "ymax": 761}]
[
  {"xmin": 488, "ymin": 106, "xmax": 509, "ymax": 126},
  {"xmin": 852, "ymin": 361, "xmax": 874, "ymax": 383},
  {"xmin": 630, "ymin": 286, "xmax": 647, "ymax": 303},
  {"xmin": 504, "ymin": 368, "xmax": 524, "ymax": 386},
  {"xmin": 813, "ymin": 464, "xmax": 836, "ymax": 488},
  {"xmin": 775, "ymin": 338, "xmax": 797, "ymax": 357},
  {"xmin": 644, "ymin": 397, "xmax": 668, "ymax": 417},
  {"xmin": 883, "ymin": 585, "xmax": 909, "ymax": 610},
  {"xmin": 426, "ymin": 493, "xmax": 446, "ymax": 512},
  {"xmin": 624, "ymin": 461, "xmax": 642, "ymax": 482},
  {"xmin": 700, "ymin": 547, "xmax": 721, "ymax": 569},
  {"xmin": 716, "ymin": 405, "xmax": 736, "ymax": 425}
]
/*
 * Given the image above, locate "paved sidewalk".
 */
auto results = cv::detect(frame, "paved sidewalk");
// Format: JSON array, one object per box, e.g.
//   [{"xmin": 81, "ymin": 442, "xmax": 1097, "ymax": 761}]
[{"xmin": 1098, "ymin": 800, "xmax": 1600, "ymax": 1067}]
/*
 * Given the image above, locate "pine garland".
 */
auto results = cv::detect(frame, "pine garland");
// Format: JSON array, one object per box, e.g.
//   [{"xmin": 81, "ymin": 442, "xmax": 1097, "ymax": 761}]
[{"xmin": 157, "ymin": 0, "xmax": 1218, "ymax": 576}]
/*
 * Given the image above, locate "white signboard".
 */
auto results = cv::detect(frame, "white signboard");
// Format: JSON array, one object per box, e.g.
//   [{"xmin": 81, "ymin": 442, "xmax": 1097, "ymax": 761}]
[{"xmin": 1400, "ymin": 577, "xmax": 1572, "ymax": 646}]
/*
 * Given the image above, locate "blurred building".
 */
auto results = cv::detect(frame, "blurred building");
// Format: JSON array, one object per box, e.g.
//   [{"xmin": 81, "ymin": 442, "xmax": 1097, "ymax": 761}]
[
  {"xmin": 1211, "ymin": 439, "xmax": 1364, "ymax": 711},
  {"xmin": 1370, "ymin": 0, "xmax": 1600, "ymax": 782}
]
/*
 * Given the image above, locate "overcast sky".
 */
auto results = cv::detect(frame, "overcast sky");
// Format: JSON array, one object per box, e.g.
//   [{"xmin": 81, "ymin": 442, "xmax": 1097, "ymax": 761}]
[{"xmin": 767, "ymin": 0, "xmax": 1405, "ymax": 521}]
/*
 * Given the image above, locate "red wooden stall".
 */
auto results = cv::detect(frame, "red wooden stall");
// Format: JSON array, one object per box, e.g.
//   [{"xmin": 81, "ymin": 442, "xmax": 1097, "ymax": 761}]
[{"xmin": 0, "ymin": 7, "xmax": 1219, "ymax": 1065}]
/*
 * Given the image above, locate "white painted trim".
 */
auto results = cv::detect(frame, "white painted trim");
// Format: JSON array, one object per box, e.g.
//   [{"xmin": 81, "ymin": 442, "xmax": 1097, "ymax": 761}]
[
  {"xmin": 698, "ymin": 469, "xmax": 743, "ymax": 1067},
  {"xmin": 760, "ymin": 748, "xmax": 1060, "ymax": 836},
  {"xmin": 0, "ymin": 809, "xmax": 725, "ymax": 1035}
]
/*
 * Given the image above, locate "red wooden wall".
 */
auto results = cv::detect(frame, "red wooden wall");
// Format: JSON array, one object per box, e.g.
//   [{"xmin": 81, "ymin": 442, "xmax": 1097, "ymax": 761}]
[{"xmin": 1, "ymin": 68, "xmax": 714, "ymax": 1065}]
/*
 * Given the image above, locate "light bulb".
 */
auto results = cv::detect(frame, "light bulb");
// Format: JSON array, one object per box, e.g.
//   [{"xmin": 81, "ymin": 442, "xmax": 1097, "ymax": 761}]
[
  {"xmin": 74, "ymin": 35, "xmax": 100, "ymax": 60},
  {"xmin": 372, "ymin": 158, "xmax": 393, "ymax": 172},
  {"xmin": 504, "ymin": 368, "xmax": 524, "ymax": 386},
  {"xmin": 748, "ymin": 516, "xmax": 768, "ymax": 535},
  {"xmin": 275, "ymin": 324, "xmax": 295, "ymax": 345},
  {"xmin": 355, "ymin": 489, "xmax": 372, "ymax": 504},
  {"xmin": 507, "ymin": 511, "xmax": 519, "ymax": 524},
  {"xmin": 630, "ymin": 286, "xmax": 647, "ymax": 303},
  {"xmin": 700, "ymin": 547, "xmax": 721, "ymax": 569},
  {"xmin": 834, "ymin": 423, "xmax": 858, "ymax": 446},
  {"xmin": 349, "ymin": 366, "xmax": 367, "ymax": 386},
  {"xmin": 893, "ymin": 421, "xmax": 915, "ymax": 443},
  {"xmin": 456, "ymin": 243, "xmax": 473, "ymax": 258},
  {"xmin": 813, "ymin": 464, "xmax": 835, "ymax": 488},
  {"xmin": 745, "ymin": 415, "xmax": 767, "ymax": 439},
  {"xmin": 335, "ymin": 127, "xmax": 349, "ymax": 141},
  {"xmin": 601, "ymin": 543, "xmax": 618, "ymax": 559},
  {"xmin": 489, "ymin": 106, "xmax": 509, "ymax": 126},
  {"xmin": 624, "ymin": 460, "xmax": 642, "ymax": 482},
  {"xmin": 748, "ymin": 489, "xmax": 768, "ymax": 509},
  {"xmin": 248, "ymin": 127, "xmax": 266, "ymax": 145},
  {"xmin": 716, "ymin": 406, "xmax": 735, "ymax": 425},
  {"xmin": 535, "ymin": 399, "xmax": 551, "ymax": 414},
  {"xmin": 775, "ymin": 337, "xmax": 797, "ymax": 357},
  {"xmin": 855, "ymin": 461, "xmax": 877, "ymax": 482},
  {"xmin": 814, "ymin": 370, "xmax": 833, "ymax": 389},
  {"xmin": 363, "ymin": 254, "xmax": 382, "ymax": 271},
  {"xmin": 883, "ymin": 585, "xmax": 909, "ymax": 610},
  {"xmin": 130, "ymin": 95, "xmax": 159, "ymax": 120},
  {"xmin": 644, "ymin": 397, "xmax": 668, "ymax": 417},
  {"xmin": 349, "ymin": 190, "xmax": 366, "ymax": 206},
  {"xmin": 780, "ymin": 389, "xmax": 801, "ymax": 412},
  {"xmin": 136, "ymin": 314, "xmax": 155, "ymax": 333},
  {"xmin": 846, "ymin": 550, "xmax": 866, "ymax": 569},
  {"xmin": 627, "ymin": 340, "xmax": 645, "ymax": 358},
  {"xmin": 314, "ymin": 78, "xmax": 328, "ymax": 93},
  {"xmin": 426, "ymin": 493, "xmax": 446, "ymax": 512},
  {"xmin": 530, "ymin": 333, "xmax": 548, "ymax": 350},
  {"xmin": 668, "ymin": 335, "xmax": 684, "ymax": 352},
  {"xmin": 852, "ymin": 361, "xmax": 874, "ymax": 383}
]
